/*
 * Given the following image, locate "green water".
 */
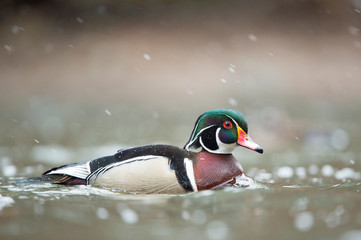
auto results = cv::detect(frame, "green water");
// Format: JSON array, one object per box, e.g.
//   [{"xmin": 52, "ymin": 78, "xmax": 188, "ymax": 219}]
[{"xmin": 1, "ymin": 146, "xmax": 360, "ymax": 240}]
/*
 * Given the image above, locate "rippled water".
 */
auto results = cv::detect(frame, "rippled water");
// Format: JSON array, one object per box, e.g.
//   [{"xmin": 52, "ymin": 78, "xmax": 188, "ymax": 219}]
[{"xmin": 1, "ymin": 145, "xmax": 360, "ymax": 240}]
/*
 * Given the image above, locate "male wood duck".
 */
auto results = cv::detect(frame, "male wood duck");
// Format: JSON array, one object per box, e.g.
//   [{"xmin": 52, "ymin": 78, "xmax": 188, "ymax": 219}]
[{"xmin": 26, "ymin": 109, "xmax": 263, "ymax": 194}]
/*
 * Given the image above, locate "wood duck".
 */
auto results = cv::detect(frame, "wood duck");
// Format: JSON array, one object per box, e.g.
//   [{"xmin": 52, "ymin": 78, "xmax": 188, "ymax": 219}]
[{"xmin": 27, "ymin": 109, "xmax": 263, "ymax": 194}]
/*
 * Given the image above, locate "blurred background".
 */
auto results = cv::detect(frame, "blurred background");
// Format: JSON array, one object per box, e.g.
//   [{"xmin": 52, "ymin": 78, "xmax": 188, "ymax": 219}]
[
  {"xmin": 1, "ymin": 0, "xmax": 361, "ymax": 145},
  {"xmin": 1, "ymin": 1, "xmax": 361, "ymax": 240},
  {"xmin": 0, "ymin": 0, "xmax": 360, "ymax": 173}
]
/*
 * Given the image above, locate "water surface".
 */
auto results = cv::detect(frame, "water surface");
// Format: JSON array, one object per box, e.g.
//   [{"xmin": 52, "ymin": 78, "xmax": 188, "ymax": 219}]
[{"xmin": 1, "ymin": 145, "xmax": 360, "ymax": 240}]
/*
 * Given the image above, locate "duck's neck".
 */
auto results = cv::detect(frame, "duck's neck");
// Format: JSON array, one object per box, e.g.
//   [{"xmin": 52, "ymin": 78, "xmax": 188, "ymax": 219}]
[{"xmin": 193, "ymin": 151, "xmax": 244, "ymax": 190}]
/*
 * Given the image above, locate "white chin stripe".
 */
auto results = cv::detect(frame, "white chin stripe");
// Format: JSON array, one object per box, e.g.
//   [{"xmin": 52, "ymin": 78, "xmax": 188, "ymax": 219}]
[
  {"xmin": 216, "ymin": 128, "xmax": 237, "ymax": 154},
  {"xmin": 184, "ymin": 158, "xmax": 198, "ymax": 192}
]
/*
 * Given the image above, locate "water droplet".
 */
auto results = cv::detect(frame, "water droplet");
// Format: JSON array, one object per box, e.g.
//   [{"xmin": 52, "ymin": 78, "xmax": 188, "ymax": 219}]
[
  {"xmin": 294, "ymin": 212, "xmax": 314, "ymax": 232},
  {"xmin": 228, "ymin": 64, "xmax": 236, "ymax": 73},
  {"xmin": 308, "ymin": 164, "xmax": 319, "ymax": 175},
  {"xmin": 4, "ymin": 44, "xmax": 12, "ymax": 53},
  {"xmin": 0, "ymin": 195, "xmax": 14, "ymax": 211},
  {"xmin": 105, "ymin": 109, "xmax": 112, "ymax": 116},
  {"xmin": 295, "ymin": 167, "xmax": 307, "ymax": 179},
  {"xmin": 228, "ymin": 97, "xmax": 238, "ymax": 106},
  {"xmin": 3, "ymin": 165, "xmax": 17, "ymax": 177},
  {"xmin": 76, "ymin": 17, "xmax": 84, "ymax": 23},
  {"xmin": 276, "ymin": 166, "xmax": 294, "ymax": 179},
  {"xmin": 120, "ymin": 208, "xmax": 138, "ymax": 224},
  {"xmin": 187, "ymin": 89, "xmax": 194, "ymax": 95},
  {"xmin": 143, "ymin": 53, "xmax": 151, "ymax": 60},
  {"xmin": 248, "ymin": 34, "xmax": 257, "ymax": 42},
  {"xmin": 11, "ymin": 25, "xmax": 24, "ymax": 34},
  {"xmin": 96, "ymin": 207, "xmax": 109, "ymax": 220},
  {"xmin": 220, "ymin": 78, "xmax": 227, "ymax": 83},
  {"xmin": 330, "ymin": 128, "xmax": 349, "ymax": 151},
  {"xmin": 321, "ymin": 165, "xmax": 335, "ymax": 177},
  {"xmin": 348, "ymin": 26, "xmax": 360, "ymax": 36}
]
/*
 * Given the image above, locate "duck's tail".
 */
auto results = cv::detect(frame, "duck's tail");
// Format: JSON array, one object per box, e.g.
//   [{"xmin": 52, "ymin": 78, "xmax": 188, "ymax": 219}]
[{"xmin": 14, "ymin": 174, "xmax": 87, "ymax": 185}]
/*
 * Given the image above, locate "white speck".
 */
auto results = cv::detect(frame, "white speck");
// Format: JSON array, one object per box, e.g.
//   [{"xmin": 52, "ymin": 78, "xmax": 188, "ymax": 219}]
[
  {"xmin": 330, "ymin": 129, "xmax": 349, "ymax": 151},
  {"xmin": 321, "ymin": 165, "xmax": 335, "ymax": 177},
  {"xmin": 187, "ymin": 89, "xmax": 194, "ymax": 95},
  {"xmin": 276, "ymin": 166, "xmax": 294, "ymax": 179},
  {"xmin": 4, "ymin": 44, "xmax": 12, "ymax": 53},
  {"xmin": 3, "ymin": 165, "xmax": 17, "ymax": 177},
  {"xmin": 294, "ymin": 211, "xmax": 314, "ymax": 232},
  {"xmin": 206, "ymin": 220, "xmax": 229, "ymax": 240},
  {"xmin": 0, "ymin": 195, "xmax": 14, "ymax": 211},
  {"xmin": 34, "ymin": 139, "xmax": 40, "ymax": 144},
  {"xmin": 348, "ymin": 26, "xmax": 360, "ymax": 36},
  {"xmin": 248, "ymin": 34, "xmax": 257, "ymax": 42},
  {"xmin": 350, "ymin": 159, "xmax": 355, "ymax": 165},
  {"xmin": 76, "ymin": 17, "xmax": 84, "ymax": 23},
  {"xmin": 340, "ymin": 230, "xmax": 361, "ymax": 240},
  {"xmin": 228, "ymin": 97, "xmax": 238, "ymax": 106},
  {"xmin": 295, "ymin": 167, "xmax": 307, "ymax": 179},
  {"xmin": 68, "ymin": 44, "xmax": 74, "ymax": 48},
  {"xmin": 295, "ymin": 136, "xmax": 300, "ymax": 141},
  {"xmin": 228, "ymin": 64, "xmax": 236, "ymax": 73},
  {"xmin": 356, "ymin": 9, "xmax": 361, "ymax": 13},
  {"xmin": 335, "ymin": 205, "xmax": 345, "ymax": 215},
  {"xmin": 96, "ymin": 207, "xmax": 109, "ymax": 220},
  {"xmin": 268, "ymin": 52, "xmax": 274, "ymax": 56},
  {"xmin": 11, "ymin": 25, "xmax": 24, "ymax": 34},
  {"xmin": 143, "ymin": 53, "xmax": 151, "ymax": 60},
  {"xmin": 220, "ymin": 78, "xmax": 227, "ymax": 83},
  {"xmin": 105, "ymin": 109, "xmax": 112, "ymax": 116},
  {"xmin": 312, "ymin": 177, "xmax": 319, "ymax": 183},
  {"xmin": 308, "ymin": 164, "xmax": 319, "ymax": 175},
  {"xmin": 120, "ymin": 208, "xmax": 138, "ymax": 224}
]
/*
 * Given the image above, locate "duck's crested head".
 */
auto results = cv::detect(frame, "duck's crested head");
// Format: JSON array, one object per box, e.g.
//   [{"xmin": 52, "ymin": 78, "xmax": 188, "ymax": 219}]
[{"xmin": 184, "ymin": 109, "xmax": 263, "ymax": 154}]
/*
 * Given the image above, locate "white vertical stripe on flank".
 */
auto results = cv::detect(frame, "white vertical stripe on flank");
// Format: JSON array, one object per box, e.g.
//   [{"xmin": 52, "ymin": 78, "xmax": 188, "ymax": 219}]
[{"xmin": 184, "ymin": 158, "xmax": 198, "ymax": 192}]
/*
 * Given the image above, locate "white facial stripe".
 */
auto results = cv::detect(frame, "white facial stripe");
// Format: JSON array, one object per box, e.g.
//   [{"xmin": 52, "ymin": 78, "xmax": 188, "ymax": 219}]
[
  {"xmin": 185, "ymin": 124, "xmax": 216, "ymax": 150},
  {"xmin": 184, "ymin": 158, "xmax": 198, "ymax": 192},
  {"xmin": 199, "ymin": 136, "xmax": 212, "ymax": 153}
]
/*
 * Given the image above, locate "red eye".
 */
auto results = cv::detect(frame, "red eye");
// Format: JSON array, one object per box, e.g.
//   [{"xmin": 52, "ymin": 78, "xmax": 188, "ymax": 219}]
[{"xmin": 223, "ymin": 121, "xmax": 233, "ymax": 129}]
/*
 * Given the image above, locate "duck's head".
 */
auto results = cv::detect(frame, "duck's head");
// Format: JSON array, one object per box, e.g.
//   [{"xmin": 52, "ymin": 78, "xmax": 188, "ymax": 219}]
[{"xmin": 184, "ymin": 109, "xmax": 263, "ymax": 154}]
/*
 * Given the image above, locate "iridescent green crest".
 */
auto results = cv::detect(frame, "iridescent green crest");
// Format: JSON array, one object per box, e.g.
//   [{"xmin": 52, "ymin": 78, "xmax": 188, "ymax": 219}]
[{"xmin": 184, "ymin": 109, "xmax": 248, "ymax": 151}]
